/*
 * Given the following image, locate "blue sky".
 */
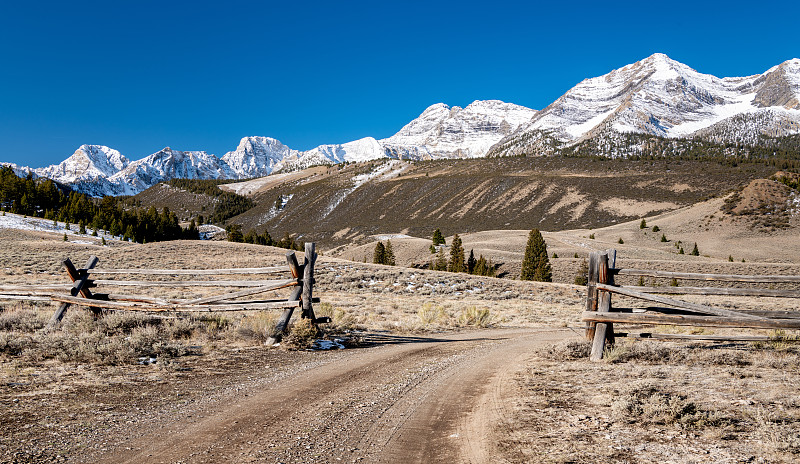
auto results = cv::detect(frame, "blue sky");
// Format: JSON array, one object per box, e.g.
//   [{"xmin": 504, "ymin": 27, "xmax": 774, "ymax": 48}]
[{"xmin": 1, "ymin": 0, "xmax": 798, "ymax": 167}]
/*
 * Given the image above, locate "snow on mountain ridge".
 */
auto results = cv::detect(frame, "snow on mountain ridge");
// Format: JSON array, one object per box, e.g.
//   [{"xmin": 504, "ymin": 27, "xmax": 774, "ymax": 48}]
[
  {"xmin": 380, "ymin": 99, "xmax": 537, "ymax": 158},
  {"xmin": 221, "ymin": 136, "xmax": 298, "ymax": 179},
  {"xmin": 34, "ymin": 145, "xmax": 129, "ymax": 183},
  {"xmin": 10, "ymin": 55, "xmax": 800, "ymax": 196},
  {"xmin": 495, "ymin": 53, "xmax": 800, "ymax": 154}
]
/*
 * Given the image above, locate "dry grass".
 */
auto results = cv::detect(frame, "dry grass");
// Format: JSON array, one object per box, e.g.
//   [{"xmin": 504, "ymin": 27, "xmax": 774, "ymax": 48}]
[{"xmin": 499, "ymin": 338, "xmax": 800, "ymax": 463}]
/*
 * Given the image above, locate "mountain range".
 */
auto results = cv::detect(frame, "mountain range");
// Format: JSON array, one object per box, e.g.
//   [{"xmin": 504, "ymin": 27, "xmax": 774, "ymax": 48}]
[{"xmin": 3, "ymin": 53, "xmax": 799, "ymax": 196}]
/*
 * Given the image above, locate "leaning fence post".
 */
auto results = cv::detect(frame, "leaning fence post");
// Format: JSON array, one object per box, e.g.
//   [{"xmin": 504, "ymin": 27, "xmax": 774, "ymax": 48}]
[
  {"xmin": 590, "ymin": 251, "xmax": 612, "ymax": 361},
  {"xmin": 48, "ymin": 256, "xmax": 99, "ymax": 328},
  {"xmin": 265, "ymin": 251, "xmax": 303, "ymax": 345},
  {"xmin": 301, "ymin": 242, "xmax": 317, "ymax": 321}
]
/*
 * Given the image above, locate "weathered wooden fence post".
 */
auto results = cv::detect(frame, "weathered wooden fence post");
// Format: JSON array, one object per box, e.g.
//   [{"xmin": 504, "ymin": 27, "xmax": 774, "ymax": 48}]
[
  {"xmin": 265, "ymin": 250, "xmax": 304, "ymax": 345},
  {"xmin": 48, "ymin": 256, "xmax": 99, "ymax": 328},
  {"xmin": 590, "ymin": 250, "xmax": 616, "ymax": 361},
  {"xmin": 301, "ymin": 242, "xmax": 317, "ymax": 321},
  {"xmin": 585, "ymin": 251, "xmax": 600, "ymax": 340}
]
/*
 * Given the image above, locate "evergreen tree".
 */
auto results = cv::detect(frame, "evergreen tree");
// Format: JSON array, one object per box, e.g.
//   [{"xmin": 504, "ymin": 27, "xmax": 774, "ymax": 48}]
[
  {"xmin": 373, "ymin": 242, "xmax": 386, "ymax": 264},
  {"xmin": 433, "ymin": 248, "xmax": 447, "ymax": 271},
  {"xmin": 384, "ymin": 240, "xmax": 396, "ymax": 266},
  {"xmin": 226, "ymin": 224, "xmax": 244, "ymax": 242},
  {"xmin": 690, "ymin": 243, "xmax": 699, "ymax": 256},
  {"xmin": 467, "ymin": 249, "xmax": 477, "ymax": 274},
  {"xmin": 640, "ymin": 219, "xmax": 647, "ymax": 229},
  {"xmin": 520, "ymin": 229, "xmax": 552, "ymax": 282},
  {"xmin": 79, "ymin": 220, "xmax": 86, "ymax": 235},
  {"xmin": 574, "ymin": 258, "xmax": 589, "ymax": 286},
  {"xmin": 448, "ymin": 234, "xmax": 465, "ymax": 273},
  {"xmin": 432, "ymin": 228, "xmax": 445, "ymax": 246}
]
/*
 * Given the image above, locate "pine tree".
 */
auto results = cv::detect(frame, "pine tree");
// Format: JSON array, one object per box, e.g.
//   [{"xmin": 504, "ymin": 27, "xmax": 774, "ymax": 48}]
[
  {"xmin": 574, "ymin": 258, "xmax": 589, "ymax": 286},
  {"xmin": 690, "ymin": 243, "xmax": 699, "ymax": 256},
  {"xmin": 448, "ymin": 234, "xmax": 465, "ymax": 273},
  {"xmin": 432, "ymin": 228, "xmax": 445, "ymax": 246},
  {"xmin": 384, "ymin": 240, "xmax": 396, "ymax": 266},
  {"xmin": 520, "ymin": 229, "xmax": 551, "ymax": 282},
  {"xmin": 433, "ymin": 248, "xmax": 447, "ymax": 271},
  {"xmin": 373, "ymin": 242, "xmax": 386, "ymax": 264},
  {"xmin": 640, "ymin": 219, "xmax": 647, "ymax": 229},
  {"xmin": 467, "ymin": 249, "xmax": 477, "ymax": 274},
  {"xmin": 226, "ymin": 224, "xmax": 244, "ymax": 242}
]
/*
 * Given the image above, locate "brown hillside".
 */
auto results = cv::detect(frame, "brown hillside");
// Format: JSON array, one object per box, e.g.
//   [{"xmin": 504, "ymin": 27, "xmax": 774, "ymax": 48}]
[{"xmin": 229, "ymin": 157, "xmax": 776, "ymax": 247}]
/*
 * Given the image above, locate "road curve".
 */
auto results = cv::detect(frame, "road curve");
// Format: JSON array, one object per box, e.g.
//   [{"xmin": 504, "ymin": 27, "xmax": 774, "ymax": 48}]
[{"xmin": 92, "ymin": 328, "xmax": 574, "ymax": 464}]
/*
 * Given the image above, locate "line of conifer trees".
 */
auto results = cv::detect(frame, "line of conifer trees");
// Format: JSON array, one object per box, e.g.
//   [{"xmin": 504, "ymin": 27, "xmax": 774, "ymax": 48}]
[
  {"xmin": 225, "ymin": 224, "xmax": 304, "ymax": 251},
  {"xmin": 1, "ymin": 167, "xmax": 195, "ymax": 243},
  {"xmin": 428, "ymin": 231, "xmax": 497, "ymax": 277}
]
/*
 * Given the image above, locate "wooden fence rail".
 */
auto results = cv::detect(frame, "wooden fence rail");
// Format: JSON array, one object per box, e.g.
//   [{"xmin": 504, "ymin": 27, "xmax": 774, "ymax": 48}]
[
  {"xmin": 0, "ymin": 243, "xmax": 325, "ymax": 343},
  {"xmin": 583, "ymin": 249, "xmax": 800, "ymax": 361}
]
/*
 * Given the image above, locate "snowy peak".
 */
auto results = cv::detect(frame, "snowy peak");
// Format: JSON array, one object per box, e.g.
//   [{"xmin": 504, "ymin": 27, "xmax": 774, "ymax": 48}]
[
  {"xmin": 221, "ymin": 136, "xmax": 296, "ymax": 179},
  {"xmin": 34, "ymin": 144, "xmax": 129, "ymax": 183},
  {"xmin": 306, "ymin": 137, "xmax": 386, "ymax": 164},
  {"xmin": 514, "ymin": 53, "xmax": 800, "ymax": 145},
  {"xmin": 104, "ymin": 147, "xmax": 235, "ymax": 196},
  {"xmin": 380, "ymin": 99, "xmax": 537, "ymax": 158}
]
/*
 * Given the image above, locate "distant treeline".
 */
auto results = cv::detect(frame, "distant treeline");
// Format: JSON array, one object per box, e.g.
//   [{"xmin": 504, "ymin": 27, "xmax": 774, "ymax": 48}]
[
  {"xmin": 167, "ymin": 178, "xmax": 255, "ymax": 223},
  {"xmin": 562, "ymin": 133, "xmax": 800, "ymax": 171},
  {"xmin": 1, "ymin": 167, "xmax": 195, "ymax": 243},
  {"xmin": 225, "ymin": 224, "xmax": 304, "ymax": 251}
]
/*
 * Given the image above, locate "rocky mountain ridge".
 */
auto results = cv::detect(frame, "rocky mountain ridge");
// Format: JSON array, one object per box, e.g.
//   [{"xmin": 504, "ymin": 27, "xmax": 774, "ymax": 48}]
[{"xmin": 6, "ymin": 54, "xmax": 800, "ymax": 196}]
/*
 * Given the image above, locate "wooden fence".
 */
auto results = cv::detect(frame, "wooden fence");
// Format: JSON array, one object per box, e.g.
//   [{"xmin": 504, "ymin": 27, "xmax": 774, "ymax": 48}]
[
  {"xmin": 582, "ymin": 249, "xmax": 800, "ymax": 361},
  {"xmin": 0, "ymin": 243, "xmax": 326, "ymax": 344}
]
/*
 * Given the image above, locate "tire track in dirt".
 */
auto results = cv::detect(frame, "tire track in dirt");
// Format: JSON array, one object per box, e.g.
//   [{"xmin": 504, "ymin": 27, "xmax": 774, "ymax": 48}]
[{"xmin": 88, "ymin": 328, "xmax": 572, "ymax": 464}]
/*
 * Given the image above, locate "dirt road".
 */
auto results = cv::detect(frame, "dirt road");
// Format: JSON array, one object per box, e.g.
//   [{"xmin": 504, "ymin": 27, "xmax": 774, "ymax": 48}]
[{"xmin": 89, "ymin": 328, "xmax": 574, "ymax": 463}]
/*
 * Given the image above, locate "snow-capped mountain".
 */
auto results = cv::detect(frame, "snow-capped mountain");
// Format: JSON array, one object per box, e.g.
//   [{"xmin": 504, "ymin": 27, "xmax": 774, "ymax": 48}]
[
  {"xmin": 381, "ymin": 100, "xmax": 537, "ymax": 159},
  {"xmin": 34, "ymin": 145, "xmax": 128, "ymax": 183},
  {"xmin": 221, "ymin": 137, "xmax": 298, "ymax": 179},
  {"xmin": 9, "ymin": 54, "xmax": 800, "ymax": 196},
  {"xmin": 107, "ymin": 147, "xmax": 236, "ymax": 196},
  {"xmin": 490, "ymin": 53, "xmax": 800, "ymax": 155}
]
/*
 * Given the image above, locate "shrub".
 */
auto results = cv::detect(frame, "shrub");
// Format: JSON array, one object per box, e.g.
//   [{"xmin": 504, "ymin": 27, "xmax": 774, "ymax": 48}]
[
  {"xmin": 538, "ymin": 340, "xmax": 590, "ymax": 361},
  {"xmin": 458, "ymin": 306, "xmax": 493, "ymax": 328},
  {"xmin": 282, "ymin": 318, "xmax": 320, "ymax": 350},
  {"xmin": 418, "ymin": 302, "xmax": 446, "ymax": 326}
]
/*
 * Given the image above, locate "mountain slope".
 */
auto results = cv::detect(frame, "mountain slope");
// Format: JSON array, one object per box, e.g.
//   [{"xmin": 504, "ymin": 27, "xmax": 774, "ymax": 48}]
[
  {"xmin": 10, "ymin": 55, "xmax": 800, "ymax": 196},
  {"xmin": 108, "ymin": 148, "xmax": 235, "ymax": 196},
  {"xmin": 210, "ymin": 157, "xmax": 779, "ymax": 248},
  {"xmin": 491, "ymin": 54, "xmax": 800, "ymax": 156},
  {"xmin": 221, "ymin": 137, "xmax": 298, "ymax": 179}
]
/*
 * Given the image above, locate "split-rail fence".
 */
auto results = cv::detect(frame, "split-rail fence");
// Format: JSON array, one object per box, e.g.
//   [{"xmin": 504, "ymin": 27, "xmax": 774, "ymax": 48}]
[
  {"xmin": 583, "ymin": 249, "xmax": 800, "ymax": 361},
  {"xmin": 0, "ymin": 242, "xmax": 326, "ymax": 343}
]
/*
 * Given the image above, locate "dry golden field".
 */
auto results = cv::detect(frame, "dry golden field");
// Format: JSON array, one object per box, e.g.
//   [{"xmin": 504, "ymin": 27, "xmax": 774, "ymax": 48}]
[{"xmin": 1, "ymin": 200, "xmax": 799, "ymax": 463}]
